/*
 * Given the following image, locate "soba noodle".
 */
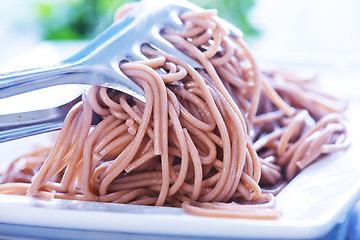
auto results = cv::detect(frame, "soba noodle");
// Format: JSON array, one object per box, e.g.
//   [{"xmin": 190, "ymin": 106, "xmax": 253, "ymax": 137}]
[{"xmin": 0, "ymin": 5, "xmax": 349, "ymax": 220}]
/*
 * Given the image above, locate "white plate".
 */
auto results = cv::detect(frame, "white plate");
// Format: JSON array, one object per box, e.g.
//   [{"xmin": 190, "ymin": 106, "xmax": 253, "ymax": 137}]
[{"xmin": 0, "ymin": 42, "xmax": 359, "ymax": 239}]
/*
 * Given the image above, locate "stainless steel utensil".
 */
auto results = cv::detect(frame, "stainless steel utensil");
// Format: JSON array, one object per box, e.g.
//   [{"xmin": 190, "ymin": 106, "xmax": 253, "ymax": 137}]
[
  {"xmin": 0, "ymin": 0, "xmax": 204, "ymax": 142},
  {"xmin": 0, "ymin": 0, "xmax": 203, "ymax": 102}
]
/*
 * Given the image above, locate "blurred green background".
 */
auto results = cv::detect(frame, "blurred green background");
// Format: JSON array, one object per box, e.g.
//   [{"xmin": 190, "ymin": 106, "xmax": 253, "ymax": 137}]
[
  {"xmin": 0, "ymin": 0, "xmax": 359, "ymax": 103},
  {"xmin": 34, "ymin": 0, "xmax": 258, "ymax": 40},
  {"xmin": 2, "ymin": 0, "xmax": 358, "ymax": 84}
]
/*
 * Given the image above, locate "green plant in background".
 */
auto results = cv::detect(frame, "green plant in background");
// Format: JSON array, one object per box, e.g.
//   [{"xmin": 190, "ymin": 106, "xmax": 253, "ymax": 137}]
[
  {"xmin": 190, "ymin": 0, "xmax": 258, "ymax": 37},
  {"xmin": 36, "ymin": 0, "xmax": 131, "ymax": 40},
  {"xmin": 35, "ymin": 0, "xmax": 257, "ymax": 40}
]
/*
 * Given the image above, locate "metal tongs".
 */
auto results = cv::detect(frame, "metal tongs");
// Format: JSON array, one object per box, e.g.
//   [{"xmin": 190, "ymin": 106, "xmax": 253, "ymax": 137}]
[{"xmin": 0, "ymin": 0, "xmax": 203, "ymax": 143}]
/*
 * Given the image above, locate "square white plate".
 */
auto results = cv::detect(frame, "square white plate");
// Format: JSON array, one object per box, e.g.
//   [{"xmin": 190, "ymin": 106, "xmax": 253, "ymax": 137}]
[{"xmin": 0, "ymin": 42, "xmax": 359, "ymax": 239}]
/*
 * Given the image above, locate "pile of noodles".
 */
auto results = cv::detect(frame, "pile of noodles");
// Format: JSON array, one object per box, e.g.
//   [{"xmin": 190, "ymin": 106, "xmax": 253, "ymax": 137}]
[{"xmin": 0, "ymin": 5, "xmax": 350, "ymax": 220}]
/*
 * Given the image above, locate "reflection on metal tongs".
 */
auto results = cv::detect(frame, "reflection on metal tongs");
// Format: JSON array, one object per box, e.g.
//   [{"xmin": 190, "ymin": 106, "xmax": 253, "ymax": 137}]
[{"xmin": 0, "ymin": 0, "xmax": 206, "ymax": 143}]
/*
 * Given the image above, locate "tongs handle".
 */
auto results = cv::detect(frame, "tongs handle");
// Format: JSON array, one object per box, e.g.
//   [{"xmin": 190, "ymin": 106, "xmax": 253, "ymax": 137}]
[
  {"xmin": 0, "ymin": 13, "xmax": 142, "ymax": 101},
  {"xmin": 0, "ymin": 97, "xmax": 81, "ymax": 143},
  {"xmin": 0, "ymin": 63, "xmax": 86, "ymax": 100}
]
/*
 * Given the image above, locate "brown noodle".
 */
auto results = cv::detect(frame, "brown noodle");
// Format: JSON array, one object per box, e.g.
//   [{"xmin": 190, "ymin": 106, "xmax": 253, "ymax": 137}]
[{"xmin": 0, "ymin": 6, "xmax": 350, "ymax": 220}]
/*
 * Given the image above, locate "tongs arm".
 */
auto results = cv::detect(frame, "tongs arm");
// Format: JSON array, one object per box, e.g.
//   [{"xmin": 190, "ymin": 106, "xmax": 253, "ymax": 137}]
[
  {"xmin": 0, "ymin": 64, "xmax": 80, "ymax": 99},
  {"xmin": 0, "ymin": 97, "xmax": 81, "ymax": 143}
]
